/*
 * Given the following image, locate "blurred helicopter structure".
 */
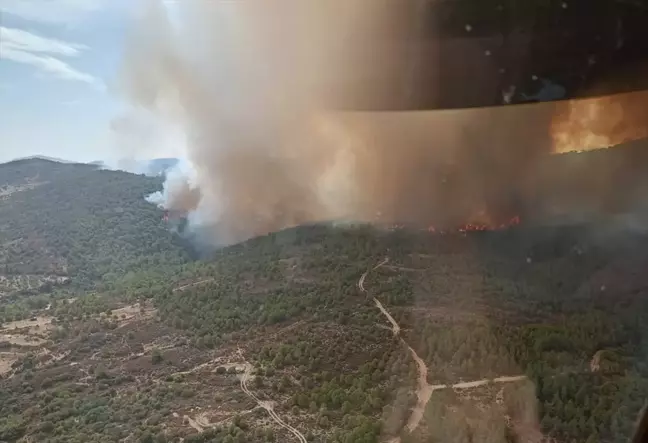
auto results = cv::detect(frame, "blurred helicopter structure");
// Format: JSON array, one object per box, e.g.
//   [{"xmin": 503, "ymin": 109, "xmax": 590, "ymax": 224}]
[
  {"xmin": 329, "ymin": 0, "xmax": 648, "ymax": 111},
  {"xmin": 327, "ymin": 2, "xmax": 648, "ymax": 441}
]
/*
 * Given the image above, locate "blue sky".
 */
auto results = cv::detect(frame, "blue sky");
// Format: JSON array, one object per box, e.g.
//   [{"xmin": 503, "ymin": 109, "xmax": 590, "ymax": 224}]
[{"xmin": 0, "ymin": 0, "xmax": 163, "ymax": 163}]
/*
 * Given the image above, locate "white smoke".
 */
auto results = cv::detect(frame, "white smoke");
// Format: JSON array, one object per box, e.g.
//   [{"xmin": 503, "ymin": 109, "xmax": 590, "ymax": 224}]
[
  {"xmin": 117, "ymin": 0, "xmax": 394, "ymax": 244},
  {"xmin": 144, "ymin": 158, "xmax": 197, "ymax": 207}
]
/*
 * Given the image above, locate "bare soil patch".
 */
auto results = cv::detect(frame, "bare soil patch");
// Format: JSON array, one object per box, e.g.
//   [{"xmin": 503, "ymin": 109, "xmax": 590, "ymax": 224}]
[
  {"xmin": 0, "ymin": 351, "xmax": 20, "ymax": 375},
  {"xmin": 4, "ymin": 316, "xmax": 53, "ymax": 331},
  {"xmin": 0, "ymin": 181, "xmax": 45, "ymax": 199},
  {"xmin": 0, "ymin": 316, "xmax": 54, "ymax": 348},
  {"xmin": 112, "ymin": 302, "xmax": 157, "ymax": 327}
]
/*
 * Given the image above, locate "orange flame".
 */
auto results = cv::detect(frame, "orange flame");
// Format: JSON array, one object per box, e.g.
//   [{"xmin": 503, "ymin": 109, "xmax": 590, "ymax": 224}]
[
  {"xmin": 458, "ymin": 215, "xmax": 520, "ymax": 233},
  {"xmin": 551, "ymin": 91, "xmax": 648, "ymax": 154},
  {"xmin": 424, "ymin": 214, "xmax": 520, "ymax": 235}
]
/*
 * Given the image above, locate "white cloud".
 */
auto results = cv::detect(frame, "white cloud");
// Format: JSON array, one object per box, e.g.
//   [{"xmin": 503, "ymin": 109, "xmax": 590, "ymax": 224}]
[
  {"xmin": 0, "ymin": 26, "xmax": 101, "ymax": 87},
  {"xmin": 1, "ymin": 47, "xmax": 97, "ymax": 84},
  {"xmin": 0, "ymin": 26, "xmax": 87, "ymax": 56},
  {"xmin": 0, "ymin": 0, "xmax": 105, "ymax": 25}
]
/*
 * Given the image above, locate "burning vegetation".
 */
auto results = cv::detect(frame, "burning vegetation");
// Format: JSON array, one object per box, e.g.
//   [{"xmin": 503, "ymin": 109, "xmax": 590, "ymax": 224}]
[{"xmin": 551, "ymin": 90, "xmax": 648, "ymax": 154}]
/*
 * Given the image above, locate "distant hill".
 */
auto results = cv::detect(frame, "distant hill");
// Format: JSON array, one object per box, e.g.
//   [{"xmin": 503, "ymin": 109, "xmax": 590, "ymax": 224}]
[
  {"xmin": 8, "ymin": 155, "xmax": 77, "ymax": 165},
  {"xmin": 0, "ymin": 157, "xmax": 95, "ymax": 188},
  {"xmin": 91, "ymin": 157, "xmax": 180, "ymax": 176}
]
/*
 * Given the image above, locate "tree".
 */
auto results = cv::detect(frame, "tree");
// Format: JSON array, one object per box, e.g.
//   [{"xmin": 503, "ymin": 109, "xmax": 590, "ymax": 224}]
[
  {"xmin": 297, "ymin": 393, "xmax": 309, "ymax": 409},
  {"xmin": 0, "ymin": 416, "xmax": 27, "ymax": 442},
  {"xmin": 318, "ymin": 415, "xmax": 330, "ymax": 428},
  {"xmin": 151, "ymin": 348, "xmax": 163, "ymax": 365},
  {"xmin": 38, "ymin": 421, "xmax": 54, "ymax": 434},
  {"xmin": 254, "ymin": 375, "xmax": 264, "ymax": 388},
  {"xmin": 585, "ymin": 433, "xmax": 599, "ymax": 443}
]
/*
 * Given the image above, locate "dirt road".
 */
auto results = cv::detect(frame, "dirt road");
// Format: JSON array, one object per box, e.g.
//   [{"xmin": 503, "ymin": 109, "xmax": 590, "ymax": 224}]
[
  {"xmin": 360, "ymin": 258, "xmax": 434, "ymax": 433},
  {"xmin": 183, "ymin": 415, "xmax": 204, "ymax": 433},
  {"xmin": 360, "ymin": 257, "xmax": 527, "ymax": 438},
  {"xmin": 173, "ymin": 278, "xmax": 215, "ymax": 292},
  {"xmin": 451, "ymin": 375, "xmax": 527, "ymax": 390},
  {"xmin": 358, "ymin": 257, "xmax": 389, "ymax": 292},
  {"xmin": 373, "ymin": 298, "xmax": 401, "ymax": 335},
  {"xmin": 239, "ymin": 357, "xmax": 307, "ymax": 443}
]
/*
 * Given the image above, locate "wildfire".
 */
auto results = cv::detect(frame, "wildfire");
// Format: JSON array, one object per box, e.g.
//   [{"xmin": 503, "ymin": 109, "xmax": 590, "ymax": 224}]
[
  {"xmin": 551, "ymin": 91, "xmax": 648, "ymax": 154},
  {"xmin": 162, "ymin": 209, "xmax": 188, "ymax": 223},
  {"xmin": 424, "ymin": 215, "xmax": 521, "ymax": 234},
  {"xmin": 457, "ymin": 215, "xmax": 521, "ymax": 233}
]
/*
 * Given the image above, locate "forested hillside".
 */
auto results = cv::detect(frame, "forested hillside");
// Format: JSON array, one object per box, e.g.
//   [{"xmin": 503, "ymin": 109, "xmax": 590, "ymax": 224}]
[
  {"xmin": 0, "ymin": 159, "xmax": 647, "ymax": 443},
  {"xmin": 0, "ymin": 158, "xmax": 190, "ymax": 293},
  {"xmin": 143, "ymin": 224, "xmax": 648, "ymax": 443}
]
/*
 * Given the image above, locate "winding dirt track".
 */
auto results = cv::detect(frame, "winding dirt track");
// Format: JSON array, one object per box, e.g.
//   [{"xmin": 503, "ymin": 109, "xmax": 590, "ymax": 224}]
[
  {"xmin": 173, "ymin": 278, "xmax": 214, "ymax": 292},
  {"xmin": 359, "ymin": 257, "xmax": 526, "ymax": 438},
  {"xmin": 239, "ymin": 357, "xmax": 307, "ymax": 443}
]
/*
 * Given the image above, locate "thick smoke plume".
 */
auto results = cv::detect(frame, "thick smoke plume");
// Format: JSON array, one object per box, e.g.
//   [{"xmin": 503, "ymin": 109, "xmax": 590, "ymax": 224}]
[
  {"xmin": 119, "ymin": 0, "xmax": 397, "ymax": 243},
  {"xmin": 119, "ymin": 1, "xmax": 648, "ymax": 245}
]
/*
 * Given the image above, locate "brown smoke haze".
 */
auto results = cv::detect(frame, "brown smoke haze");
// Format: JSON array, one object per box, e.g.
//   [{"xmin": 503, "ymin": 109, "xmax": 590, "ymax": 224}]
[{"xmin": 118, "ymin": 0, "xmax": 648, "ymax": 245}]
